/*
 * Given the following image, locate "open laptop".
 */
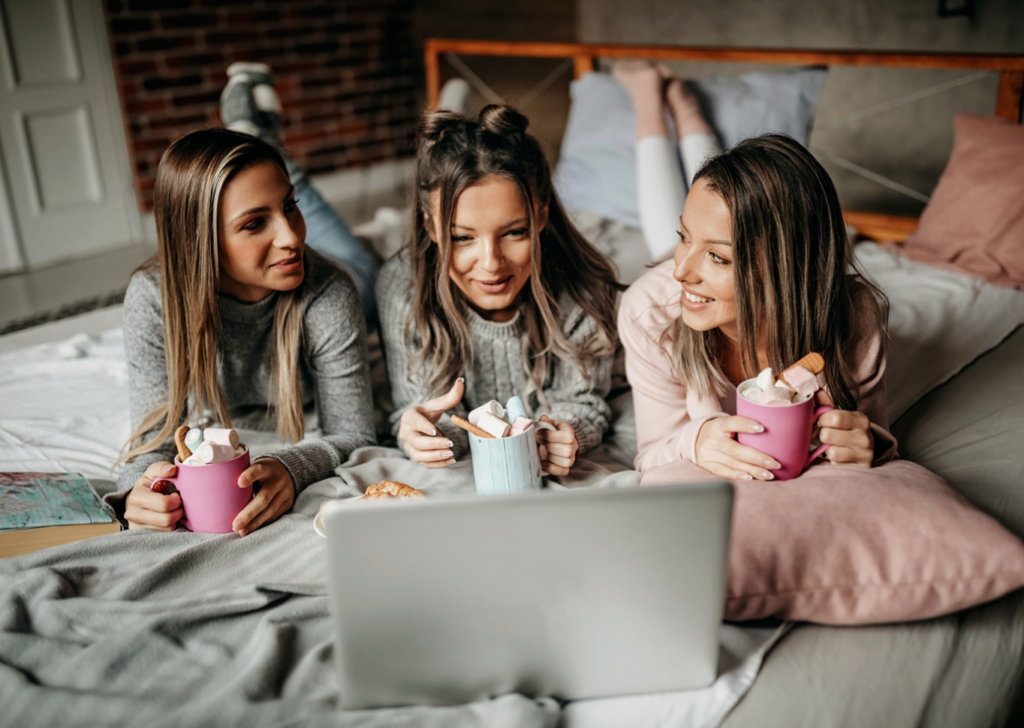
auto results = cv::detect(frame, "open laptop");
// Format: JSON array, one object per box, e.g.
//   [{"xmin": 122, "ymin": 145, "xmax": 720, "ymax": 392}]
[{"xmin": 323, "ymin": 481, "xmax": 733, "ymax": 709}]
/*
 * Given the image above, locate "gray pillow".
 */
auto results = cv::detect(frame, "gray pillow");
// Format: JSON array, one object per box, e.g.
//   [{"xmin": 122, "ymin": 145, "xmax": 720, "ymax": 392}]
[{"xmin": 554, "ymin": 68, "xmax": 828, "ymax": 228}]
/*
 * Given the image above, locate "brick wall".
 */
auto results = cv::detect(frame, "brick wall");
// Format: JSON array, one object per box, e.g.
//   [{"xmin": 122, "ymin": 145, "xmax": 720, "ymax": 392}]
[{"xmin": 104, "ymin": 0, "xmax": 421, "ymax": 210}]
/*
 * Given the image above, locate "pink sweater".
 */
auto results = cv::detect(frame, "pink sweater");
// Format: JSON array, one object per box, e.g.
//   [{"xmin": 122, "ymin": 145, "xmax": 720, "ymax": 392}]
[{"xmin": 618, "ymin": 260, "xmax": 898, "ymax": 472}]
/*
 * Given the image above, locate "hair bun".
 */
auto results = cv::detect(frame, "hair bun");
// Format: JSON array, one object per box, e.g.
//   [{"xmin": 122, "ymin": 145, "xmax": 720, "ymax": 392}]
[
  {"xmin": 478, "ymin": 105, "xmax": 529, "ymax": 136},
  {"xmin": 417, "ymin": 109, "xmax": 469, "ymax": 145}
]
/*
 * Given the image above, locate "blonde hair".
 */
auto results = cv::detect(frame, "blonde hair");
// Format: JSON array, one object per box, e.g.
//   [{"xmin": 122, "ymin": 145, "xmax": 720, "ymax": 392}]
[
  {"xmin": 407, "ymin": 105, "xmax": 624, "ymax": 401},
  {"xmin": 119, "ymin": 129, "xmax": 306, "ymax": 466},
  {"xmin": 664, "ymin": 134, "xmax": 886, "ymax": 412}
]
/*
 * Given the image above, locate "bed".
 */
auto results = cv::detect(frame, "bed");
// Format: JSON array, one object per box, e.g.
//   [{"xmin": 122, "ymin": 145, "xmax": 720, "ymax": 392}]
[{"xmin": 2, "ymin": 41, "xmax": 1024, "ymax": 728}]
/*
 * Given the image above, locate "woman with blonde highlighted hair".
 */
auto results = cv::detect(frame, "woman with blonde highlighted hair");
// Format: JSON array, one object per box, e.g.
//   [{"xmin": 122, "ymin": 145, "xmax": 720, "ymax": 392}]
[
  {"xmin": 115, "ymin": 128, "xmax": 375, "ymax": 535},
  {"xmin": 376, "ymin": 105, "xmax": 624, "ymax": 475}
]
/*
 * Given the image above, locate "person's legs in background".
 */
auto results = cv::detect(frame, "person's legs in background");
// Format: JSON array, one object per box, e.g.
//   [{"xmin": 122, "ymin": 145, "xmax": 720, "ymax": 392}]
[
  {"xmin": 220, "ymin": 63, "xmax": 377, "ymax": 324},
  {"xmin": 613, "ymin": 62, "xmax": 720, "ymax": 261}
]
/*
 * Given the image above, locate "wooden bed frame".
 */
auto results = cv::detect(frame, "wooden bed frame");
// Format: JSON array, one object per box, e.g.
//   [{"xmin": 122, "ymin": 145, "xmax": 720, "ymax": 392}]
[{"xmin": 425, "ymin": 39, "xmax": 1024, "ymax": 243}]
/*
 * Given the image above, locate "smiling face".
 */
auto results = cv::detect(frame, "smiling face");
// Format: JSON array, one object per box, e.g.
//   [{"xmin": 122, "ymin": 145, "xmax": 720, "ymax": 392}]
[
  {"xmin": 673, "ymin": 178, "xmax": 739, "ymax": 340},
  {"xmin": 428, "ymin": 175, "xmax": 547, "ymax": 323},
  {"xmin": 217, "ymin": 160, "xmax": 306, "ymax": 303}
]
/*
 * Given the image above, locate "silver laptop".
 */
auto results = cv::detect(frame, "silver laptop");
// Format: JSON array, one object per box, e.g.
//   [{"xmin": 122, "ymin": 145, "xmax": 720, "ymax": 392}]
[{"xmin": 323, "ymin": 481, "xmax": 733, "ymax": 709}]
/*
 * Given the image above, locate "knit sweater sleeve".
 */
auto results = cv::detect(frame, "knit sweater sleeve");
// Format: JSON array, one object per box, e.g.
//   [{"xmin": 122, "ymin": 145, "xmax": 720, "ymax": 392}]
[
  {"xmin": 260, "ymin": 269, "xmax": 377, "ymax": 491},
  {"xmin": 375, "ymin": 255, "xmax": 470, "ymax": 458},
  {"xmin": 540, "ymin": 297, "xmax": 614, "ymax": 456},
  {"xmin": 112, "ymin": 271, "xmax": 179, "ymax": 498}
]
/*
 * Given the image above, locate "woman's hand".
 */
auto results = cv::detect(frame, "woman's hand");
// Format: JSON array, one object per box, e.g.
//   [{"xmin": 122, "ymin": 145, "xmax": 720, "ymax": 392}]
[
  {"xmin": 232, "ymin": 458, "xmax": 296, "ymax": 537},
  {"xmin": 537, "ymin": 415, "xmax": 579, "ymax": 476},
  {"xmin": 124, "ymin": 461, "xmax": 184, "ymax": 530},
  {"xmin": 398, "ymin": 379, "xmax": 464, "ymax": 468},
  {"xmin": 694, "ymin": 416, "xmax": 781, "ymax": 481},
  {"xmin": 816, "ymin": 390, "xmax": 874, "ymax": 468}
]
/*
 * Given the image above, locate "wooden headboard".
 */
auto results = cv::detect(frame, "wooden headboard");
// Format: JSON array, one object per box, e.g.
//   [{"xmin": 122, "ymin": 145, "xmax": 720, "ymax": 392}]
[{"xmin": 424, "ymin": 39, "xmax": 1024, "ymax": 243}]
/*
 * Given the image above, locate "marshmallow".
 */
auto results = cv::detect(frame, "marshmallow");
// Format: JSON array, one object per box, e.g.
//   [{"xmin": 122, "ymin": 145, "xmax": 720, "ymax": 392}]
[
  {"xmin": 475, "ymin": 411, "xmax": 512, "ymax": 438},
  {"xmin": 184, "ymin": 427, "xmax": 204, "ymax": 454},
  {"xmin": 505, "ymin": 396, "xmax": 528, "ymax": 423},
  {"xmin": 755, "ymin": 367, "xmax": 775, "ymax": 390},
  {"xmin": 781, "ymin": 365, "xmax": 820, "ymax": 399},
  {"xmin": 741, "ymin": 386, "xmax": 763, "ymax": 402},
  {"xmin": 468, "ymin": 401, "xmax": 507, "ymax": 427},
  {"xmin": 758, "ymin": 385, "xmax": 795, "ymax": 406},
  {"xmin": 509, "ymin": 416, "xmax": 534, "ymax": 436},
  {"xmin": 203, "ymin": 427, "xmax": 239, "ymax": 448},
  {"xmin": 196, "ymin": 441, "xmax": 237, "ymax": 464},
  {"xmin": 183, "ymin": 455, "xmax": 204, "ymax": 466}
]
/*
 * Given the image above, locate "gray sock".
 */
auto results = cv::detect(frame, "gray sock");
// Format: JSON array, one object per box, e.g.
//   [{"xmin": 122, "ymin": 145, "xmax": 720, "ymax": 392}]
[{"xmin": 220, "ymin": 62, "xmax": 307, "ymax": 186}]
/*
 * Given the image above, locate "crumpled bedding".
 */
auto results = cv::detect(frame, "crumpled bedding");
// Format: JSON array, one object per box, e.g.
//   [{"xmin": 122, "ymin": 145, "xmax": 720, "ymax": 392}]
[
  {"xmin": 3, "ymin": 232, "xmax": 1024, "ymax": 727},
  {"xmin": 0, "ymin": 435, "xmax": 784, "ymax": 728}
]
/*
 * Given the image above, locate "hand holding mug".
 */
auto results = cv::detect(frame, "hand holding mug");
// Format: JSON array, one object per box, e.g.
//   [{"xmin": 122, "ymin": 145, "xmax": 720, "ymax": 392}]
[
  {"xmin": 814, "ymin": 389, "xmax": 874, "ymax": 467},
  {"xmin": 398, "ymin": 379, "xmax": 464, "ymax": 468},
  {"xmin": 125, "ymin": 461, "xmax": 184, "ymax": 531},
  {"xmin": 232, "ymin": 458, "xmax": 295, "ymax": 537},
  {"xmin": 536, "ymin": 415, "xmax": 579, "ymax": 476},
  {"xmin": 694, "ymin": 416, "xmax": 781, "ymax": 481}
]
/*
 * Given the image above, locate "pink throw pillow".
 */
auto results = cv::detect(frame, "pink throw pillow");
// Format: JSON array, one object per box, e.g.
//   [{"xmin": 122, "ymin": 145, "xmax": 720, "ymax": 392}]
[
  {"xmin": 641, "ymin": 459, "xmax": 1024, "ymax": 624},
  {"xmin": 894, "ymin": 113, "xmax": 1024, "ymax": 288}
]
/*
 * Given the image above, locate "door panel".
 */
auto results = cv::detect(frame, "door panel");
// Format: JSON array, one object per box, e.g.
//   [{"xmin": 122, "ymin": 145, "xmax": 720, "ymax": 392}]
[
  {"xmin": 21, "ymin": 105, "xmax": 104, "ymax": 210},
  {"xmin": 0, "ymin": 0, "xmax": 139, "ymax": 270},
  {"xmin": 3, "ymin": 0, "xmax": 81, "ymax": 86}
]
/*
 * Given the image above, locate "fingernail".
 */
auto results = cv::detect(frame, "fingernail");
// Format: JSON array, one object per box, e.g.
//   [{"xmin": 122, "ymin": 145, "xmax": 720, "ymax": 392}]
[
  {"xmin": 741, "ymin": 474, "xmax": 753, "ymax": 480},
  {"xmin": 761, "ymin": 471, "xmax": 774, "ymax": 480},
  {"xmin": 443, "ymin": 451, "xmax": 453, "ymax": 458},
  {"xmin": 764, "ymin": 459, "xmax": 779, "ymax": 469},
  {"xmin": 752, "ymin": 425, "xmax": 764, "ymax": 433},
  {"xmin": 456, "ymin": 377, "xmax": 465, "ymax": 384},
  {"xmin": 445, "ymin": 440, "xmax": 453, "ymax": 448}
]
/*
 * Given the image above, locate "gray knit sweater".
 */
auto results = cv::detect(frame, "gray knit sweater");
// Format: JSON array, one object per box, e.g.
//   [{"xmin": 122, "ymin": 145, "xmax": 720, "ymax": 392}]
[
  {"xmin": 375, "ymin": 253, "xmax": 613, "ymax": 459},
  {"xmin": 116, "ymin": 248, "xmax": 376, "ymax": 497}
]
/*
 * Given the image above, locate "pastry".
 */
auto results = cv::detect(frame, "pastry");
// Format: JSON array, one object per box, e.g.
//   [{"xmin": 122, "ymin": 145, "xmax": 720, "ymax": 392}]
[
  {"xmin": 363, "ymin": 480, "xmax": 424, "ymax": 500},
  {"xmin": 173, "ymin": 424, "xmax": 192, "ymax": 462}
]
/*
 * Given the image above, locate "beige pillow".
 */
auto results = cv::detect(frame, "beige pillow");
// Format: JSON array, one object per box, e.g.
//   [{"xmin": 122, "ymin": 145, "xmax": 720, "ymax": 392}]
[
  {"xmin": 641, "ymin": 459, "xmax": 1024, "ymax": 624},
  {"xmin": 895, "ymin": 114, "xmax": 1024, "ymax": 288}
]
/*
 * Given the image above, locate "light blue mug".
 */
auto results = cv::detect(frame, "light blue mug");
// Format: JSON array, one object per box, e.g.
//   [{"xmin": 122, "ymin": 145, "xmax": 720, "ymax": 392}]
[{"xmin": 468, "ymin": 428, "xmax": 543, "ymax": 496}]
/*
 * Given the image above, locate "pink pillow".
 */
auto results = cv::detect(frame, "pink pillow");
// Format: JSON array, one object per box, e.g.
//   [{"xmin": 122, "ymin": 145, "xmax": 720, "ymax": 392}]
[
  {"xmin": 895, "ymin": 113, "xmax": 1024, "ymax": 288},
  {"xmin": 641, "ymin": 459, "xmax": 1024, "ymax": 624}
]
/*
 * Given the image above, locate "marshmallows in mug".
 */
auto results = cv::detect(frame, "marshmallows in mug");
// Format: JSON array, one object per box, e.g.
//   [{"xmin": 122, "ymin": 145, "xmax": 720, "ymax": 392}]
[
  {"xmin": 465, "ymin": 397, "xmax": 555, "ymax": 439},
  {"xmin": 175, "ymin": 426, "xmax": 246, "ymax": 465},
  {"xmin": 743, "ymin": 366, "xmax": 822, "ymax": 406}
]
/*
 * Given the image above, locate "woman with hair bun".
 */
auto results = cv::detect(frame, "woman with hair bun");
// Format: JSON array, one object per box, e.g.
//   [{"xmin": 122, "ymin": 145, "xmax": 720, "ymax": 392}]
[{"xmin": 376, "ymin": 105, "xmax": 624, "ymax": 475}]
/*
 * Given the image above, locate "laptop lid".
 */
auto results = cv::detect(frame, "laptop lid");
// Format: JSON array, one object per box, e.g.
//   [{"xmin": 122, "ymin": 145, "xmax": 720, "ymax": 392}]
[{"xmin": 324, "ymin": 481, "xmax": 732, "ymax": 709}]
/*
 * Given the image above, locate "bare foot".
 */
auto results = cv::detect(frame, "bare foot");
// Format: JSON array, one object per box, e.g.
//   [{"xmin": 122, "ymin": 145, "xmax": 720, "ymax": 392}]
[
  {"xmin": 664, "ymin": 77, "xmax": 714, "ymax": 138},
  {"xmin": 612, "ymin": 60, "xmax": 669, "ymax": 140}
]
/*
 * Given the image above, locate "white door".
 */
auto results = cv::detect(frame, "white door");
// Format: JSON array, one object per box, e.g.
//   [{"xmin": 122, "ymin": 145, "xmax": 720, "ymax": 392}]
[{"xmin": 0, "ymin": 0, "xmax": 141, "ymax": 273}]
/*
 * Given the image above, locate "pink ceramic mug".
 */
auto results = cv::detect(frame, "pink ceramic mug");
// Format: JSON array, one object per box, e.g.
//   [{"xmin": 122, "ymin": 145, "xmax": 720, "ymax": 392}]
[
  {"xmin": 735, "ymin": 379, "xmax": 834, "ymax": 481},
  {"xmin": 151, "ymin": 448, "xmax": 253, "ymax": 533}
]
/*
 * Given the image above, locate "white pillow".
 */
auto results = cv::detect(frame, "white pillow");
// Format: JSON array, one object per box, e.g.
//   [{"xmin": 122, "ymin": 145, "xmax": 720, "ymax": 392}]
[{"xmin": 554, "ymin": 68, "xmax": 828, "ymax": 228}]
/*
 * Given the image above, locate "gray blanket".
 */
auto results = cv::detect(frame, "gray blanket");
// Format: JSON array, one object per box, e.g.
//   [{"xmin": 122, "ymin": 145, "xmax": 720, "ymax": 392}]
[{"xmin": 1, "ymin": 434, "xmax": 655, "ymax": 728}]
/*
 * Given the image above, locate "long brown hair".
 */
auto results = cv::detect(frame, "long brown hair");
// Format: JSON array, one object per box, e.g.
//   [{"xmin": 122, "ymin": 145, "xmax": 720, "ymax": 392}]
[
  {"xmin": 407, "ymin": 104, "xmax": 624, "ymax": 400},
  {"xmin": 665, "ymin": 134, "xmax": 887, "ymax": 412},
  {"xmin": 119, "ymin": 128, "xmax": 306, "ymax": 466}
]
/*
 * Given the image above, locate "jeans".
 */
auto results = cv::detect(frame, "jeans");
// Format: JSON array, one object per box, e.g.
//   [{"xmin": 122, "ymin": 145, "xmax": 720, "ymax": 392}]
[{"xmin": 296, "ymin": 180, "xmax": 377, "ymax": 325}]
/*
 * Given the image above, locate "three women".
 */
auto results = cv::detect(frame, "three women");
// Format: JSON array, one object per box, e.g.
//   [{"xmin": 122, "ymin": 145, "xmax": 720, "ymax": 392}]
[{"xmin": 118, "ymin": 71, "xmax": 892, "ymax": 535}]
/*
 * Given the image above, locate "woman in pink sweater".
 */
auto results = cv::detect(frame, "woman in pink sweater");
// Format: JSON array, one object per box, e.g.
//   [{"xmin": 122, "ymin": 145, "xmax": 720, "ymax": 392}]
[{"xmin": 619, "ymin": 133, "xmax": 897, "ymax": 480}]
